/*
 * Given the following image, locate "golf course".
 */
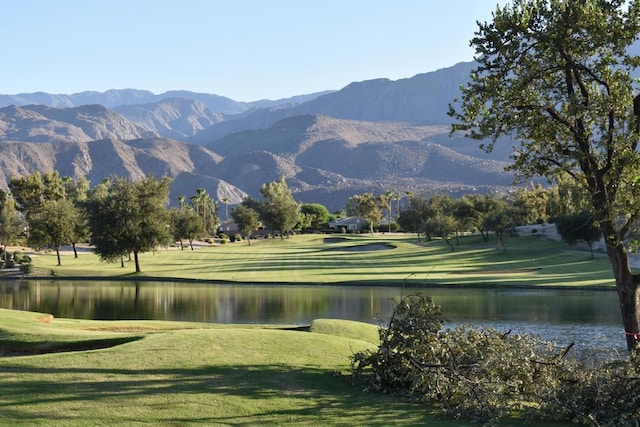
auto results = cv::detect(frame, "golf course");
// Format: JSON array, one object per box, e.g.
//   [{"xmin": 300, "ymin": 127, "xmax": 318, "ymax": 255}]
[{"xmin": 0, "ymin": 232, "xmax": 620, "ymax": 425}]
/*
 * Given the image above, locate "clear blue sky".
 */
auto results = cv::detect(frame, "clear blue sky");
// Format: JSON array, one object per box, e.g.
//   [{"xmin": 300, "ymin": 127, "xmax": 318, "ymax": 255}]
[{"xmin": 1, "ymin": 1, "xmax": 505, "ymax": 102}]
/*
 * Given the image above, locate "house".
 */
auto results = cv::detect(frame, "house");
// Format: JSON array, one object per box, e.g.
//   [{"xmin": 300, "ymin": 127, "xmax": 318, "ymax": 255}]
[
  {"xmin": 217, "ymin": 220, "xmax": 239, "ymax": 235},
  {"xmin": 328, "ymin": 217, "xmax": 367, "ymax": 232}
]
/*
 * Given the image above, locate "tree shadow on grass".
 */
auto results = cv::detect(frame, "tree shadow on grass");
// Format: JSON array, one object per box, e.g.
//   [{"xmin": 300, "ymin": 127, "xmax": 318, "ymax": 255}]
[{"xmin": 0, "ymin": 364, "xmax": 438, "ymax": 425}]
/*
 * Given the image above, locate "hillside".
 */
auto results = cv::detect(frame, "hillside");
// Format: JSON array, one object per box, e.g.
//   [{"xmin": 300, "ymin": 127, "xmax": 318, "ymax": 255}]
[
  {"xmin": 0, "ymin": 60, "xmax": 521, "ymax": 210},
  {"xmin": 189, "ymin": 61, "xmax": 476, "ymax": 144},
  {"xmin": 0, "ymin": 104, "xmax": 158, "ymax": 143},
  {"xmin": 114, "ymin": 98, "xmax": 225, "ymax": 140},
  {"xmin": 0, "ymin": 113, "xmax": 513, "ymax": 211}
]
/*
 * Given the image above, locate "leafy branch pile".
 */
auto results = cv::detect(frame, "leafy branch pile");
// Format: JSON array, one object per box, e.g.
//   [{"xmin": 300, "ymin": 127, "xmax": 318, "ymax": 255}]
[{"xmin": 351, "ymin": 294, "xmax": 640, "ymax": 425}]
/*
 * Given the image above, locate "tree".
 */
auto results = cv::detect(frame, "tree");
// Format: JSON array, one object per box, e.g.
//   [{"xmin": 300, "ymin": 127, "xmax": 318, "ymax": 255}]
[
  {"xmin": 87, "ymin": 176, "xmax": 172, "ymax": 273},
  {"xmin": 449, "ymin": 0, "xmax": 640, "ymax": 351},
  {"xmin": 509, "ymin": 184, "xmax": 550, "ymax": 225},
  {"xmin": 555, "ymin": 211, "xmax": 601, "ymax": 259},
  {"xmin": 28, "ymin": 199, "xmax": 78, "ymax": 266},
  {"xmin": 398, "ymin": 195, "xmax": 429, "ymax": 241},
  {"xmin": 382, "ymin": 190, "xmax": 395, "ymax": 232},
  {"xmin": 299, "ymin": 203, "xmax": 331, "ymax": 230},
  {"xmin": 483, "ymin": 208, "xmax": 515, "ymax": 252},
  {"xmin": 231, "ymin": 205, "xmax": 261, "ymax": 245},
  {"xmin": 189, "ymin": 188, "xmax": 218, "ymax": 236},
  {"xmin": 170, "ymin": 208, "xmax": 201, "ymax": 250},
  {"xmin": 221, "ymin": 196, "xmax": 229, "ymax": 221},
  {"xmin": 0, "ymin": 193, "xmax": 22, "ymax": 264},
  {"xmin": 346, "ymin": 193, "xmax": 382, "ymax": 233},
  {"xmin": 259, "ymin": 177, "xmax": 299, "ymax": 239}
]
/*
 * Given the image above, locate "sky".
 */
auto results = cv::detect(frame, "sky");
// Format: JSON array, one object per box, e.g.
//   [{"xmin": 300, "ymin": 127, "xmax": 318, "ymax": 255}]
[{"xmin": 1, "ymin": 1, "xmax": 506, "ymax": 102}]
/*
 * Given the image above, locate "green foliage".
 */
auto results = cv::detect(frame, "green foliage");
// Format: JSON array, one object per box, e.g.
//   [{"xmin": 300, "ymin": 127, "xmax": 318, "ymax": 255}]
[
  {"xmin": 28, "ymin": 199, "xmax": 79, "ymax": 266},
  {"xmin": 170, "ymin": 208, "xmax": 201, "ymax": 250},
  {"xmin": 299, "ymin": 203, "xmax": 331, "ymax": 229},
  {"xmin": 86, "ymin": 176, "xmax": 172, "ymax": 272},
  {"xmin": 351, "ymin": 294, "xmax": 640, "ymax": 425},
  {"xmin": 449, "ymin": 0, "xmax": 640, "ymax": 351},
  {"xmin": 231, "ymin": 204, "xmax": 261, "ymax": 244},
  {"xmin": 259, "ymin": 176, "xmax": 299, "ymax": 239},
  {"xmin": 189, "ymin": 188, "xmax": 219, "ymax": 236},
  {"xmin": 555, "ymin": 211, "xmax": 601, "ymax": 258},
  {"xmin": 19, "ymin": 263, "xmax": 33, "ymax": 274},
  {"xmin": 346, "ymin": 193, "xmax": 382, "ymax": 233},
  {"xmin": 0, "ymin": 196, "xmax": 22, "ymax": 263},
  {"xmin": 397, "ymin": 195, "xmax": 428, "ymax": 240},
  {"xmin": 9, "ymin": 171, "xmax": 65, "ymax": 220}
]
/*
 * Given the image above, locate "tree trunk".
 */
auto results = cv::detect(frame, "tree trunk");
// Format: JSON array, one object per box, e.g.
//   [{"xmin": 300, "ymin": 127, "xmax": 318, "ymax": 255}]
[
  {"xmin": 72, "ymin": 243, "xmax": 78, "ymax": 258},
  {"xmin": 55, "ymin": 247, "xmax": 61, "ymax": 266},
  {"xmin": 179, "ymin": 239, "xmax": 184, "ymax": 251},
  {"xmin": 602, "ymin": 222, "xmax": 640, "ymax": 353},
  {"xmin": 134, "ymin": 250, "xmax": 141, "ymax": 273}
]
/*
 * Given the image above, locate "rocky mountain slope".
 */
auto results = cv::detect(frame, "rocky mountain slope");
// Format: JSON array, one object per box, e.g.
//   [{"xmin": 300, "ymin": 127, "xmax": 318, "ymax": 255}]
[
  {"xmin": 0, "ymin": 104, "xmax": 157, "ymax": 143},
  {"xmin": 114, "ymin": 98, "xmax": 225, "ymax": 140},
  {"xmin": 0, "ymin": 60, "xmax": 519, "ymax": 210}
]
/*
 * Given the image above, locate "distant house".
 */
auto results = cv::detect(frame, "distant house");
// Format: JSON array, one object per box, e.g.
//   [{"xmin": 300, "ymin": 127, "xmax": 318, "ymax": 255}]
[
  {"xmin": 328, "ymin": 217, "xmax": 367, "ymax": 232},
  {"xmin": 217, "ymin": 220, "xmax": 239, "ymax": 235}
]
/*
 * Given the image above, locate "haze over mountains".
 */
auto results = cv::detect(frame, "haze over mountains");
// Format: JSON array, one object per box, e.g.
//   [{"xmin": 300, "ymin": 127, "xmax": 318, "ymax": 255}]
[{"xmin": 0, "ymin": 60, "xmax": 516, "ymax": 211}]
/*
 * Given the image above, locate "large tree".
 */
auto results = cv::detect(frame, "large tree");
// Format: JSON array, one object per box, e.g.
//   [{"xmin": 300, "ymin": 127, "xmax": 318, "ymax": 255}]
[
  {"xmin": 449, "ymin": 0, "xmax": 640, "ymax": 352},
  {"xmin": 170, "ymin": 208, "xmax": 201, "ymax": 250},
  {"xmin": 0, "ymin": 192, "xmax": 22, "ymax": 264},
  {"xmin": 87, "ymin": 176, "xmax": 172, "ymax": 273},
  {"xmin": 231, "ymin": 205, "xmax": 261, "ymax": 245},
  {"xmin": 28, "ymin": 199, "xmax": 79, "ymax": 266},
  {"xmin": 9, "ymin": 171, "xmax": 65, "ymax": 220},
  {"xmin": 259, "ymin": 177, "xmax": 299, "ymax": 239},
  {"xmin": 555, "ymin": 211, "xmax": 601, "ymax": 259},
  {"xmin": 346, "ymin": 193, "xmax": 382, "ymax": 233},
  {"xmin": 398, "ymin": 194, "xmax": 429, "ymax": 241}
]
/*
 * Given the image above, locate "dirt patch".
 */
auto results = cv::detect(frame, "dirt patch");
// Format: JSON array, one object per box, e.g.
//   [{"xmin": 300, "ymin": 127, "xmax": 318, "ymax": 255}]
[{"xmin": 36, "ymin": 314, "xmax": 54, "ymax": 324}]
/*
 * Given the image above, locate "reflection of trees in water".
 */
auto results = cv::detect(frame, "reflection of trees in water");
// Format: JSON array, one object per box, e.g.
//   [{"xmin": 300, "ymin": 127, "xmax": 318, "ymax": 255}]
[{"xmin": 0, "ymin": 282, "xmax": 621, "ymax": 328}]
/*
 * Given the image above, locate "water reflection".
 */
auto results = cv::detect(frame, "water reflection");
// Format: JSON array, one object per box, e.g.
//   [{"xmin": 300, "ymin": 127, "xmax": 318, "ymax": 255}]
[{"xmin": 0, "ymin": 280, "xmax": 626, "ymax": 353}]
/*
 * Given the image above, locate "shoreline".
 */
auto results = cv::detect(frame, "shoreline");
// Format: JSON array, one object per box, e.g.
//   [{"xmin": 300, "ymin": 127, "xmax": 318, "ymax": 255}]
[{"xmin": 0, "ymin": 272, "xmax": 618, "ymax": 292}]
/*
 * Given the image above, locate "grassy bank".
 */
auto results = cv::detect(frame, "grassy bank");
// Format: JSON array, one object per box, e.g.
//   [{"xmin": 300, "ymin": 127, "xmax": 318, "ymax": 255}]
[
  {"xmin": 28, "ymin": 232, "xmax": 617, "ymax": 288},
  {"xmin": 0, "ymin": 308, "xmax": 472, "ymax": 426}
]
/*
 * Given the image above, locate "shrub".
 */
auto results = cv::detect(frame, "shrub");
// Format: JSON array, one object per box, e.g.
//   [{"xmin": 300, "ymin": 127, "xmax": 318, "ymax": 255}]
[
  {"xmin": 19, "ymin": 263, "xmax": 33, "ymax": 274},
  {"xmin": 234, "ymin": 234, "xmax": 242, "ymax": 242},
  {"xmin": 4, "ymin": 259, "xmax": 15, "ymax": 269},
  {"xmin": 351, "ymin": 294, "xmax": 640, "ymax": 425}
]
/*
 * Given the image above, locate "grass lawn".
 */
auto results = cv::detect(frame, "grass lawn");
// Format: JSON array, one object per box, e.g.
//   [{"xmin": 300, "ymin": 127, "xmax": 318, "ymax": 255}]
[
  {"xmin": 1, "ymin": 233, "xmax": 594, "ymax": 425},
  {"xmin": 0, "ymin": 308, "xmax": 483, "ymax": 426},
  {"xmin": 28, "ymin": 232, "xmax": 618, "ymax": 289}
]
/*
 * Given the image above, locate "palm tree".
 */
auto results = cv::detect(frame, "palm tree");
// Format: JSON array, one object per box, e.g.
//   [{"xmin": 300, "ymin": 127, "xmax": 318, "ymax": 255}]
[{"xmin": 222, "ymin": 197, "xmax": 229, "ymax": 221}]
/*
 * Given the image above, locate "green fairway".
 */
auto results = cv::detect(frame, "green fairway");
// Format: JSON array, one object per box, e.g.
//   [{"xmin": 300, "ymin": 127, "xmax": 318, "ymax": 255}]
[
  {"xmin": 0, "ymin": 308, "xmax": 471, "ymax": 426},
  {"xmin": 29, "ymin": 232, "xmax": 618, "ymax": 288}
]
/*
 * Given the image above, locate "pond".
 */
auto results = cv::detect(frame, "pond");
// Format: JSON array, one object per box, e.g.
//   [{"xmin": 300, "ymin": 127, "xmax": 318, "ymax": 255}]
[{"xmin": 0, "ymin": 280, "xmax": 627, "ymax": 355}]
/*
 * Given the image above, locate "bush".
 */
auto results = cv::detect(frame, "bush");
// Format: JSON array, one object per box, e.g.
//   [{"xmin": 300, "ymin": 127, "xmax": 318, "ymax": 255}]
[
  {"xmin": 351, "ymin": 294, "xmax": 640, "ymax": 425},
  {"xmin": 19, "ymin": 263, "xmax": 33, "ymax": 274},
  {"xmin": 4, "ymin": 259, "xmax": 15, "ymax": 269},
  {"xmin": 234, "ymin": 234, "xmax": 242, "ymax": 242}
]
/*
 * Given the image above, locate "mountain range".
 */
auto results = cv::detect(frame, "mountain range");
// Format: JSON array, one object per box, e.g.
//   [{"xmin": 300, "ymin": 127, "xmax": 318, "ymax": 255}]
[{"xmin": 0, "ymin": 60, "xmax": 517, "ymax": 211}]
